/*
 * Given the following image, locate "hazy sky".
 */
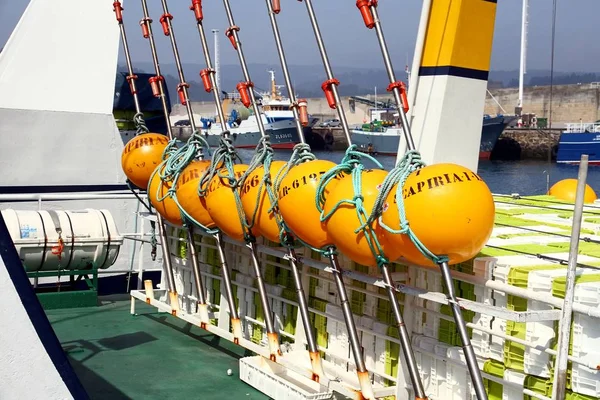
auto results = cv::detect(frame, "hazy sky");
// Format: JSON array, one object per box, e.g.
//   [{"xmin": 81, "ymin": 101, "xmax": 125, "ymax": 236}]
[{"xmin": 1, "ymin": 0, "xmax": 600, "ymax": 73}]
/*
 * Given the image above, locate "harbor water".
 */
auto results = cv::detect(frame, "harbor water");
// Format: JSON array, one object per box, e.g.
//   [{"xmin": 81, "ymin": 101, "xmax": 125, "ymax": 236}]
[{"xmin": 234, "ymin": 149, "xmax": 600, "ymax": 196}]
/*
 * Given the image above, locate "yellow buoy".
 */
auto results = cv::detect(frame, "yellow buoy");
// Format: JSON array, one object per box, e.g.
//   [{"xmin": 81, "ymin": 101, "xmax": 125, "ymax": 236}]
[
  {"xmin": 548, "ymin": 178, "xmax": 597, "ymax": 203},
  {"xmin": 381, "ymin": 163, "xmax": 495, "ymax": 267},
  {"xmin": 148, "ymin": 164, "xmax": 183, "ymax": 227},
  {"xmin": 323, "ymin": 169, "xmax": 402, "ymax": 268},
  {"xmin": 240, "ymin": 160, "xmax": 287, "ymax": 243},
  {"xmin": 175, "ymin": 160, "xmax": 214, "ymax": 228},
  {"xmin": 121, "ymin": 133, "xmax": 169, "ymax": 189},
  {"xmin": 204, "ymin": 163, "xmax": 260, "ymax": 241},
  {"xmin": 277, "ymin": 159, "xmax": 340, "ymax": 249}
]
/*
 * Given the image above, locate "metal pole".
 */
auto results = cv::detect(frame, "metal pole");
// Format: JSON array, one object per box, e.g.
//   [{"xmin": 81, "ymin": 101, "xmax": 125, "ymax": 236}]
[
  {"xmin": 212, "ymin": 29, "xmax": 220, "ymax": 117},
  {"xmin": 212, "ymin": 29, "xmax": 220, "ymax": 93},
  {"xmin": 263, "ymin": 0, "xmax": 323, "ymax": 380},
  {"xmin": 299, "ymin": 1, "xmax": 374, "ymax": 397},
  {"xmin": 369, "ymin": 4, "xmax": 415, "ymax": 151},
  {"xmin": 139, "ymin": 0, "xmax": 173, "ymax": 140},
  {"xmin": 185, "ymin": 3, "xmax": 245, "ymax": 343},
  {"xmin": 219, "ymin": 0, "xmax": 282, "ymax": 361},
  {"xmin": 154, "ymin": 0, "xmax": 211, "ymax": 325},
  {"xmin": 187, "ymin": 226, "xmax": 209, "ymax": 326},
  {"xmin": 192, "ymin": 11, "xmax": 228, "ymax": 130},
  {"xmin": 551, "ymin": 154, "xmax": 588, "ymax": 400},
  {"xmin": 264, "ymin": 0, "xmax": 306, "ymax": 144},
  {"xmin": 157, "ymin": 0, "xmax": 201, "ymax": 138},
  {"xmin": 301, "ymin": 0, "xmax": 352, "ymax": 146},
  {"xmin": 115, "ymin": 0, "xmax": 179, "ymax": 314},
  {"xmin": 214, "ymin": 232, "xmax": 243, "ymax": 342},
  {"xmin": 367, "ymin": 2, "xmax": 487, "ymax": 397},
  {"xmin": 220, "ymin": 0, "xmax": 268, "ymax": 138},
  {"xmin": 364, "ymin": 4, "xmax": 437, "ymax": 398}
]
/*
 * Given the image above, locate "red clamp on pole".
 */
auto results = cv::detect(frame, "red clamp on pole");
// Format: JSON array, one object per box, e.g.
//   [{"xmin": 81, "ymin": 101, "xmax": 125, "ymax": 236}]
[
  {"xmin": 177, "ymin": 83, "xmax": 190, "ymax": 105},
  {"xmin": 126, "ymin": 74, "xmax": 138, "ymax": 95},
  {"xmin": 139, "ymin": 18, "xmax": 152, "ymax": 38},
  {"xmin": 51, "ymin": 238, "xmax": 64, "ymax": 261},
  {"xmin": 200, "ymin": 69, "xmax": 214, "ymax": 92},
  {"xmin": 297, "ymin": 99, "xmax": 309, "ymax": 126},
  {"xmin": 272, "ymin": 0, "xmax": 281, "ymax": 14},
  {"xmin": 159, "ymin": 13, "xmax": 173, "ymax": 36},
  {"xmin": 236, "ymin": 81, "xmax": 254, "ymax": 108},
  {"xmin": 113, "ymin": 1, "xmax": 124, "ymax": 22},
  {"xmin": 190, "ymin": 0, "xmax": 204, "ymax": 22},
  {"xmin": 225, "ymin": 26, "xmax": 240, "ymax": 50},
  {"xmin": 356, "ymin": 0, "xmax": 377, "ymax": 29},
  {"xmin": 321, "ymin": 78, "xmax": 340, "ymax": 109},
  {"xmin": 387, "ymin": 81, "xmax": 409, "ymax": 113},
  {"xmin": 149, "ymin": 76, "xmax": 164, "ymax": 97}
]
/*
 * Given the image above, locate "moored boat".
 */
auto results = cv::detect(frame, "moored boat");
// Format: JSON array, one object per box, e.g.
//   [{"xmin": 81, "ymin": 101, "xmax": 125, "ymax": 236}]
[
  {"xmin": 351, "ymin": 114, "xmax": 515, "ymax": 158},
  {"xmin": 556, "ymin": 122, "xmax": 600, "ymax": 165}
]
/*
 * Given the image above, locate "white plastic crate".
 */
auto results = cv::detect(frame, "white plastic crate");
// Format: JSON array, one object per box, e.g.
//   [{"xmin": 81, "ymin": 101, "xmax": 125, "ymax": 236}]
[
  {"xmin": 571, "ymin": 363, "xmax": 600, "ymax": 397},
  {"xmin": 239, "ymin": 356, "xmax": 333, "ymax": 400},
  {"xmin": 446, "ymin": 347, "xmax": 473, "ymax": 400},
  {"xmin": 502, "ymin": 369, "xmax": 525, "ymax": 400},
  {"xmin": 471, "ymin": 314, "xmax": 492, "ymax": 359}
]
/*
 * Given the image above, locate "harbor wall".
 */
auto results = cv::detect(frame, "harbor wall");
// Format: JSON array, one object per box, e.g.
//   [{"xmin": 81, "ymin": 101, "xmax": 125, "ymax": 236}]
[
  {"xmin": 492, "ymin": 129, "xmax": 561, "ymax": 161},
  {"xmin": 171, "ymin": 83, "xmax": 599, "ymax": 160},
  {"xmin": 485, "ymin": 83, "xmax": 600, "ymax": 126},
  {"xmin": 173, "ymin": 83, "xmax": 600, "ymax": 128}
]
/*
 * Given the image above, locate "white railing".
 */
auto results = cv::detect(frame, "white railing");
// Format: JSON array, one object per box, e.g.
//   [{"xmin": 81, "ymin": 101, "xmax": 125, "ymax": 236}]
[{"xmin": 565, "ymin": 122, "xmax": 600, "ymax": 133}]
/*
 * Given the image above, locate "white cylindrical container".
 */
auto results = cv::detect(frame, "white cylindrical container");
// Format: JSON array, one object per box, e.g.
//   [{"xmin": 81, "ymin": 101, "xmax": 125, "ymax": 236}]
[{"xmin": 1, "ymin": 208, "xmax": 123, "ymax": 272}]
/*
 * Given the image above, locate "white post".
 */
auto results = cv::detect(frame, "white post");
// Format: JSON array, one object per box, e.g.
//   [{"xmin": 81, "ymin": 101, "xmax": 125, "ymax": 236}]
[
  {"xmin": 518, "ymin": 0, "xmax": 528, "ymax": 109},
  {"xmin": 374, "ymin": 86, "xmax": 377, "ymax": 118},
  {"xmin": 551, "ymin": 154, "xmax": 588, "ymax": 400}
]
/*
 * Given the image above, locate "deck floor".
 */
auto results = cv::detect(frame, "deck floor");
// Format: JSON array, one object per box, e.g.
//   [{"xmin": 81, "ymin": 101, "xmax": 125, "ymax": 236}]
[{"xmin": 47, "ymin": 298, "xmax": 269, "ymax": 400}]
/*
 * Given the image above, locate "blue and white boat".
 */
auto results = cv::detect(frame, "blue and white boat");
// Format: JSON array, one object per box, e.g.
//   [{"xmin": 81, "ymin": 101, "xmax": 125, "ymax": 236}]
[{"xmin": 556, "ymin": 122, "xmax": 600, "ymax": 164}]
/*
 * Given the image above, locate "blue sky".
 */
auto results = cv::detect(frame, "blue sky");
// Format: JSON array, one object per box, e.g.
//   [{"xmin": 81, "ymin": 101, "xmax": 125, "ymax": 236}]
[{"xmin": 1, "ymin": 0, "xmax": 599, "ymax": 72}]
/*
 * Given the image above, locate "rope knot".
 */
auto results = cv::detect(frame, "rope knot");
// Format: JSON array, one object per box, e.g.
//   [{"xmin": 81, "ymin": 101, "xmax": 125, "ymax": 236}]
[
  {"xmin": 376, "ymin": 254, "xmax": 389, "ymax": 269},
  {"xmin": 133, "ymin": 112, "xmax": 149, "ymax": 135}
]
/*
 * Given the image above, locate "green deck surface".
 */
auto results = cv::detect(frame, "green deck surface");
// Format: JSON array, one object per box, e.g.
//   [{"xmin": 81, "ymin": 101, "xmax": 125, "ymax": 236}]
[{"xmin": 47, "ymin": 298, "xmax": 268, "ymax": 400}]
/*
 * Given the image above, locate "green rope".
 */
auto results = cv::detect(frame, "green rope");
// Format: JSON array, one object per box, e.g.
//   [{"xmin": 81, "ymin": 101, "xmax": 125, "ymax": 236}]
[
  {"xmin": 147, "ymin": 130, "xmax": 216, "ymax": 233},
  {"xmin": 272, "ymin": 143, "xmax": 329, "ymax": 250},
  {"xmin": 133, "ymin": 112, "xmax": 149, "ymax": 135},
  {"xmin": 315, "ymin": 145, "xmax": 391, "ymax": 267},
  {"xmin": 372, "ymin": 150, "xmax": 449, "ymax": 265},
  {"xmin": 198, "ymin": 135, "xmax": 252, "ymax": 242},
  {"xmin": 238, "ymin": 136, "xmax": 275, "ymax": 230}
]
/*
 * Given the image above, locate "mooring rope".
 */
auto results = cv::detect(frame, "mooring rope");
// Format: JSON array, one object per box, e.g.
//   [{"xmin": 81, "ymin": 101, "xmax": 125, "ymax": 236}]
[
  {"xmin": 313, "ymin": 145, "xmax": 392, "ymax": 267},
  {"xmin": 197, "ymin": 135, "xmax": 254, "ymax": 240}
]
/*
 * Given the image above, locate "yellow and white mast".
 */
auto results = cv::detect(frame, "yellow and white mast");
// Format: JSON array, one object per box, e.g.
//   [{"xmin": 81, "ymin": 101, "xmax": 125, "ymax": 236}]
[{"xmin": 405, "ymin": 0, "xmax": 499, "ymax": 172}]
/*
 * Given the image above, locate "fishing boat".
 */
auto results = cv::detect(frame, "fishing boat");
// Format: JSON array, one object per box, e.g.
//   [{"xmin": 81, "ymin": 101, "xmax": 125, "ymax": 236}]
[
  {"xmin": 259, "ymin": 69, "xmax": 320, "ymax": 129},
  {"xmin": 556, "ymin": 121, "xmax": 600, "ymax": 165},
  {"xmin": 176, "ymin": 71, "xmax": 321, "ymax": 150},
  {"xmin": 1, "ymin": 1, "xmax": 599, "ymax": 400},
  {"xmin": 351, "ymin": 113, "xmax": 514, "ymax": 159}
]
